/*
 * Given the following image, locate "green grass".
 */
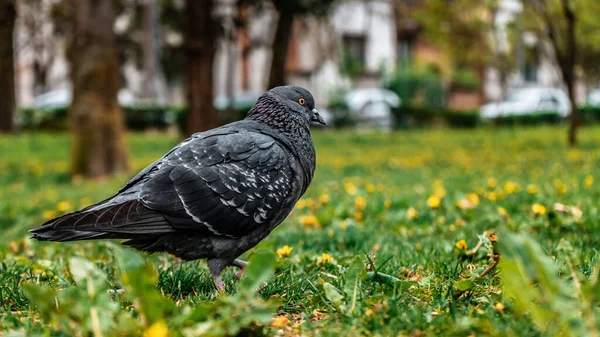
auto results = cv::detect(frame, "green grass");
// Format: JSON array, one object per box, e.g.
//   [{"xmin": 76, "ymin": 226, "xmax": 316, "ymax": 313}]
[{"xmin": 1, "ymin": 126, "xmax": 600, "ymax": 336}]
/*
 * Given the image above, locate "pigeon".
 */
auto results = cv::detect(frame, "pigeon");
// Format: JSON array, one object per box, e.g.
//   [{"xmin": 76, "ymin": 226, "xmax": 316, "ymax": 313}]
[{"xmin": 30, "ymin": 85, "xmax": 326, "ymax": 292}]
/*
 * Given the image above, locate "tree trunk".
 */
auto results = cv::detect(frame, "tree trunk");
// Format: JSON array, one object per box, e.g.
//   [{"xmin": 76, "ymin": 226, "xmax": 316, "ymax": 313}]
[
  {"xmin": 68, "ymin": 0, "xmax": 128, "ymax": 178},
  {"xmin": 562, "ymin": 0, "xmax": 578, "ymax": 147},
  {"xmin": 238, "ymin": 3, "xmax": 251, "ymax": 91},
  {"xmin": 0, "ymin": 0, "xmax": 16, "ymax": 133},
  {"xmin": 184, "ymin": 0, "xmax": 217, "ymax": 135},
  {"xmin": 143, "ymin": 0, "xmax": 157, "ymax": 100},
  {"xmin": 268, "ymin": 11, "xmax": 293, "ymax": 89}
]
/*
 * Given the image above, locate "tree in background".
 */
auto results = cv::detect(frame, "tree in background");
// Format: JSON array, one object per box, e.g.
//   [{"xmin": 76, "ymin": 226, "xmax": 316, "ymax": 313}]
[
  {"xmin": 415, "ymin": 0, "xmax": 500, "ymax": 89},
  {"xmin": 67, "ymin": 0, "xmax": 128, "ymax": 178},
  {"xmin": 184, "ymin": 0, "xmax": 218, "ymax": 135},
  {"xmin": 17, "ymin": 0, "xmax": 57, "ymax": 96},
  {"xmin": 268, "ymin": 0, "xmax": 338, "ymax": 88},
  {"xmin": 523, "ymin": 0, "xmax": 600, "ymax": 146},
  {"xmin": 0, "ymin": 0, "xmax": 16, "ymax": 133}
]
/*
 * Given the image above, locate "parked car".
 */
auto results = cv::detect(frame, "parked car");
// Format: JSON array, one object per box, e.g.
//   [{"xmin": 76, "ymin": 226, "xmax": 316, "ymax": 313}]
[
  {"xmin": 587, "ymin": 88, "xmax": 600, "ymax": 106},
  {"xmin": 343, "ymin": 88, "xmax": 401, "ymax": 130},
  {"xmin": 32, "ymin": 88, "xmax": 138, "ymax": 110},
  {"xmin": 213, "ymin": 92, "xmax": 262, "ymax": 110},
  {"xmin": 480, "ymin": 87, "xmax": 571, "ymax": 119}
]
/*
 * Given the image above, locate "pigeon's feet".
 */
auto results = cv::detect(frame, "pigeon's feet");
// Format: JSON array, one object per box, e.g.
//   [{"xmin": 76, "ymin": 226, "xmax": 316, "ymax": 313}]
[
  {"xmin": 208, "ymin": 259, "xmax": 228, "ymax": 294},
  {"xmin": 231, "ymin": 259, "xmax": 248, "ymax": 280},
  {"xmin": 212, "ymin": 274, "xmax": 226, "ymax": 294}
]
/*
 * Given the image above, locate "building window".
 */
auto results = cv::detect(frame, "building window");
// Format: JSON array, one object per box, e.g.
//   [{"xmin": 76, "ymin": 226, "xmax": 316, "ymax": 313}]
[
  {"xmin": 524, "ymin": 45, "xmax": 538, "ymax": 82},
  {"xmin": 398, "ymin": 38, "xmax": 413, "ymax": 66},
  {"xmin": 342, "ymin": 34, "xmax": 366, "ymax": 67}
]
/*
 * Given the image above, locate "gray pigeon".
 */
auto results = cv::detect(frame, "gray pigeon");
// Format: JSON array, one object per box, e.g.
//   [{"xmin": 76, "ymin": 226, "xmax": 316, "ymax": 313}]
[{"xmin": 30, "ymin": 85, "xmax": 325, "ymax": 292}]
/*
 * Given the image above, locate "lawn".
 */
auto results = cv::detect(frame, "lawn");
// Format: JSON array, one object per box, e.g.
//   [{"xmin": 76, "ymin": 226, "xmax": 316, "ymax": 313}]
[{"xmin": 1, "ymin": 126, "xmax": 599, "ymax": 336}]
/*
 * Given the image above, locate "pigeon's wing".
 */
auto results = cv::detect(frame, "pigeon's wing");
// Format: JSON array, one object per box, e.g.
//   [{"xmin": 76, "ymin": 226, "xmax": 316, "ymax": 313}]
[{"xmin": 140, "ymin": 131, "xmax": 297, "ymax": 238}]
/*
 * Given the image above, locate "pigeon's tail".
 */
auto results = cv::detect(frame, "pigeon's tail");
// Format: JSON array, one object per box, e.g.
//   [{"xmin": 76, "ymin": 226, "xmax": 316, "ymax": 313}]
[{"xmin": 30, "ymin": 198, "xmax": 176, "ymax": 242}]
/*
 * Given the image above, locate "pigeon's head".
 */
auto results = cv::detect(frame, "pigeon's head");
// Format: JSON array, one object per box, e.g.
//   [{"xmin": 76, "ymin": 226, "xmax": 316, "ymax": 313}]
[{"xmin": 247, "ymin": 85, "xmax": 326, "ymax": 129}]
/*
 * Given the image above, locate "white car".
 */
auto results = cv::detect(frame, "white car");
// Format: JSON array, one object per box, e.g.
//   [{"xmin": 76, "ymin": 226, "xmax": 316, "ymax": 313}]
[
  {"xmin": 480, "ymin": 87, "xmax": 571, "ymax": 119},
  {"xmin": 587, "ymin": 88, "xmax": 600, "ymax": 106},
  {"xmin": 32, "ymin": 88, "xmax": 138, "ymax": 109},
  {"xmin": 343, "ymin": 88, "xmax": 401, "ymax": 130}
]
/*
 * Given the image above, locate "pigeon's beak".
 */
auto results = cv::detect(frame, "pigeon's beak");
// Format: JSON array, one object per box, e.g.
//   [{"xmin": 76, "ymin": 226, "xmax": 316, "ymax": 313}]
[{"xmin": 311, "ymin": 108, "xmax": 326, "ymax": 125}]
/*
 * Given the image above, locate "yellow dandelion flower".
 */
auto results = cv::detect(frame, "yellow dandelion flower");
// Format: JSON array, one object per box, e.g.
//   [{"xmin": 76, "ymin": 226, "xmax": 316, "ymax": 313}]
[
  {"xmin": 554, "ymin": 180, "xmax": 567, "ymax": 195},
  {"xmin": 296, "ymin": 199, "xmax": 307, "ymax": 209},
  {"xmin": 344, "ymin": 182, "xmax": 358, "ymax": 196},
  {"xmin": 80, "ymin": 197, "xmax": 92, "ymax": 208},
  {"xmin": 434, "ymin": 186, "xmax": 446, "ymax": 198},
  {"xmin": 526, "ymin": 184, "xmax": 538, "ymax": 194},
  {"xmin": 300, "ymin": 214, "xmax": 320, "ymax": 228},
  {"xmin": 466, "ymin": 193, "xmax": 480, "ymax": 206},
  {"xmin": 143, "ymin": 321, "xmax": 169, "ymax": 337},
  {"xmin": 318, "ymin": 194, "xmax": 330, "ymax": 205},
  {"xmin": 455, "ymin": 240, "xmax": 468, "ymax": 251},
  {"xmin": 366, "ymin": 184, "xmax": 376, "ymax": 194},
  {"xmin": 354, "ymin": 211, "xmax": 364, "ymax": 221},
  {"xmin": 485, "ymin": 192, "xmax": 497, "ymax": 201},
  {"xmin": 354, "ymin": 196, "xmax": 367, "ymax": 210},
  {"xmin": 43, "ymin": 210, "xmax": 57, "ymax": 220},
  {"xmin": 494, "ymin": 302, "xmax": 505, "ymax": 313},
  {"xmin": 584, "ymin": 175, "xmax": 593, "ymax": 189},
  {"xmin": 532, "ymin": 204, "xmax": 546, "ymax": 216},
  {"xmin": 339, "ymin": 220, "xmax": 348, "ymax": 229},
  {"xmin": 384, "ymin": 200, "xmax": 392, "ymax": 209},
  {"xmin": 449, "ymin": 224, "xmax": 456, "ymax": 232},
  {"xmin": 407, "ymin": 207, "xmax": 419, "ymax": 219},
  {"xmin": 57, "ymin": 201, "xmax": 72, "ymax": 212},
  {"xmin": 276, "ymin": 245, "xmax": 293, "ymax": 258},
  {"xmin": 455, "ymin": 218, "xmax": 466, "ymax": 227},
  {"xmin": 456, "ymin": 199, "xmax": 474, "ymax": 210},
  {"xmin": 427, "ymin": 196, "xmax": 441, "ymax": 209},
  {"xmin": 503, "ymin": 181, "xmax": 518, "ymax": 194},
  {"xmin": 487, "ymin": 177, "xmax": 497, "ymax": 189},
  {"xmin": 317, "ymin": 253, "xmax": 334, "ymax": 265},
  {"xmin": 497, "ymin": 207, "xmax": 507, "ymax": 216},
  {"xmin": 271, "ymin": 316, "xmax": 290, "ymax": 328}
]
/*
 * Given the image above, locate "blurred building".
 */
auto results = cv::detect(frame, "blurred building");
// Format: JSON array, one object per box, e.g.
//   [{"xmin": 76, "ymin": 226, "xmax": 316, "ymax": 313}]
[
  {"xmin": 13, "ymin": 0, "xmax": 586, "ymax": 109},
  {"xmin": 485, "ymin": 0, "xmax": 586, "ymax": 103}
]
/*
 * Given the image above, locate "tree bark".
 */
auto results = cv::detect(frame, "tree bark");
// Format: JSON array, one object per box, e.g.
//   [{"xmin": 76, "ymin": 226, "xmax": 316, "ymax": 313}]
[
  {"xmin": 0, "ymin": 0, "xmax": 16, "ymax": 133},
  {"xmin": 68, "ymin": 0, "xmax": 128, "ymax": 178},
  {"xmin": 238, "ymin": 3, "xmax": 251, "ymax": 91},
  {"xmin": 184, "ymin": 0, "xmax": 217, "ymax": 135},
  {"xmin": 561, "ymin": 0, "xmax": 578, "ymax": 147},
  {"xmin": 268, "ymin": 10, "xmax": 293, "ymax": 89}
]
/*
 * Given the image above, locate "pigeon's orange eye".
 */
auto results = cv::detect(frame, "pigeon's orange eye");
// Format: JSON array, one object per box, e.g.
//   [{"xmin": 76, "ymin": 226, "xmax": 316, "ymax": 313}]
[{"xmin": 298, "ymin": 97, "xmax": 306, "ymax": 106}]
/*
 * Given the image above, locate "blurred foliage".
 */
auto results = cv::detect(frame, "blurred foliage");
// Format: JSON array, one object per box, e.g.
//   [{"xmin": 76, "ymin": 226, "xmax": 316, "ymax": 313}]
[
  {"xmin": 338, "ymin": 49, "xmax": 365, "ymax": 82},
  {"xmin": 385, "ymin": 67, "xmax": 445, "ymax": 107},
  {"xmin": 17, "ymin": 104, "xmax": 600, "ymax": 132},
  {"xmin": 22, "ymin": 244, "xmax": 278, "ymax": 336},
  {"xmin": 451, "ymin": 68, "xmax": 480, "ymax": 91},
  {"xmin": 326, "ymin": 90, "xmax": 355, "ymax": 128},
  {"xmin": 15, "ymin": 104, "xmax": 254, "ymax": 133},
  {"xmin": 485, "ymin": 112, "xmax": 563, "ymax": 126},
  {"xmin": 521, "ymin": 0, "xmax": 600, "ymax": 82},
  {"xmin": 2, "ymin": 127, "xmax": 600, "ymax": 335},
  {"xmin": 499, "ymin": 232, "xmax": 600, "ymax": 335},
  {"xmin": 415, "ymin": 0, "xmax": 500, "ymax": 79},
  {"xmin": 392, "ymin": 105, "xmax": 479, "ymax": 129}
]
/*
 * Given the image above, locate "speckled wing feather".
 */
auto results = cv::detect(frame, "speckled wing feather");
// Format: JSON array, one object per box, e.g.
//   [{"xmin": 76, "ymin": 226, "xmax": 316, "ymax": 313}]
[{"xmin": 139, "ymin": 130, "xmax": 296, "ymax": 238}]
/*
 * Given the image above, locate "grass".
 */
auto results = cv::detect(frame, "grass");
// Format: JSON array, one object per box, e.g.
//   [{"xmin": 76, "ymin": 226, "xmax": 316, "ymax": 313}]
[{"xmin": 1, "ymin": 126, "xmax": 600, "ymax": 336}]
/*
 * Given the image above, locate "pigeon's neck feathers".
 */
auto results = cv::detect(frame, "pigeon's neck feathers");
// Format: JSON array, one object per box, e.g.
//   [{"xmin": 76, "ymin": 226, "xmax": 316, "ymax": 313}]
[
  {"xmin": 244, "ymin": 96, "xmax": 316, "ymax": 190},
  {"xmin": 246, "ymin": 93, "xmax": 307, "ymax": 132}
]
